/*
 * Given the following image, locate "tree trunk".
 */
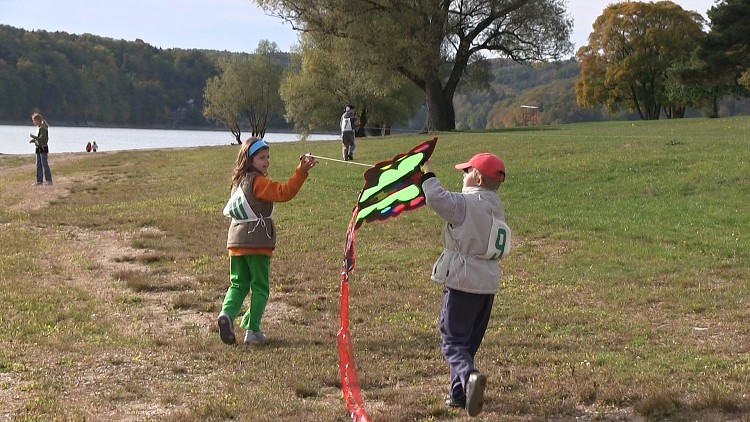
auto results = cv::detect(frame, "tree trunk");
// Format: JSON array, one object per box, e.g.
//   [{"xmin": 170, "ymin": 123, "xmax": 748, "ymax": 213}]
[
  {"xmin": 630, "ymin": 86, "xmax": 645, "ymax": 120},
  {"xmin": 356, "ymin": 107, "xmax": 368, "ymax": 137},
  {"xmin": 424, "ymin": 79, "xmax": 455, "ymax": 131},
  {"xmin": 673, "ymin": 105, "xmax": 686, "ymax": 118},
  {"xmin": 230, "ymin": 124, "xmax": 242, "ymax": 144},
  {"xmin": 650, "ymin": 102, "xmax": 660, "ymax": 120},
  {"xmin": 708, "ymin": 94, "xmax": 719, "ymax": 118}
]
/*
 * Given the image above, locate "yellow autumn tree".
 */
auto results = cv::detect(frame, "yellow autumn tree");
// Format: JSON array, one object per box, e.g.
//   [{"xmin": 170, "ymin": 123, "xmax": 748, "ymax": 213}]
[{"xmin": 575, "ymin": 1, "xmax": 705, "ymax": 120}]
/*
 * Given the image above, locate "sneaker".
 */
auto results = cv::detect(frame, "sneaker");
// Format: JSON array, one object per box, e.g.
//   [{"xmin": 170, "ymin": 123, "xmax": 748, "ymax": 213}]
[
  {"xmin": 465, "ymin": 371, "xmax": 487, "ymax": 417},
  {"xmin": 445, "ymin": 397, "xmax": 465, "ymax": 409},
  {"xmin": 347, "ymin": 154, "xmax": 354, "ymax": 161},
  {"xmin": 217, "ymin": 313, "xmax": 236, "ymax": 345},
  {"xmin": 44, "ymin": 181, "xmax": 53, "ymax": 186},
  {"xmin": 244, "ymin": 330, "xmax": 267, "ymax": 344},
  {"xmin": 33, "ymin": 182, "xmax": 42, "ymax": 186}
]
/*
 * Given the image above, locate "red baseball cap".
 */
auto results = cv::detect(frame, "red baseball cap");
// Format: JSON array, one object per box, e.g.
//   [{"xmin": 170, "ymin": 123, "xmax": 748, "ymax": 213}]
[{"xmin": 454, "ymin": 153, "xmax": 506, "ymax": 181}]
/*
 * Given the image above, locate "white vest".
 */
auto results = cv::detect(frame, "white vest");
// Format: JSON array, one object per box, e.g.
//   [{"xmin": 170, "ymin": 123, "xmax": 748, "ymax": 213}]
[
  {"xmin": 430, "ymin": 189, "xmax": 510, "ymax": 294},
  {"xmin": 341, "ymin": 112, "xmax": 354, "ymax": 132}
]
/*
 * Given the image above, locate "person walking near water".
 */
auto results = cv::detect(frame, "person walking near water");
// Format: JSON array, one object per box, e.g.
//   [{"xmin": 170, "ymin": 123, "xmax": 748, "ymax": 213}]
[
  {"xmin": 29, "ymin": 113, "xmax": 53, "ymax": 186},
  {"xmin": 340, "ymin": 104, "xmax": 357, "ymax": 161}
]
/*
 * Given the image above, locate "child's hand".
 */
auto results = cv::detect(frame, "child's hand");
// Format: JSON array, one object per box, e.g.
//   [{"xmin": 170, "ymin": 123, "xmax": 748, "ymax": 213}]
[
  {"xmin": 422, "ymin": 159, "xmax": 433, "ymax": 174},
  {"xmin": 299, "ymin": 154, "xmax": 318, "ymax": 171}
]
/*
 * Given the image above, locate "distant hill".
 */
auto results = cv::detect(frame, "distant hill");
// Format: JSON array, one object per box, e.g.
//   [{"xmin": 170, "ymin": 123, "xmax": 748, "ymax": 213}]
[
  {"xmin": 453, "ymin": 58, "xmax": 750, "ymax": 129},
  {"xmin": 0, "ymin": 25, "xmax": 290, "ymax": 129}
]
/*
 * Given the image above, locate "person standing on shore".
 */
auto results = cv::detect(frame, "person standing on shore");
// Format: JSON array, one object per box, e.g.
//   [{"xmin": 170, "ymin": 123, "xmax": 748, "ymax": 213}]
[
  {"xmin": 29, "ymin": 113, "xmax": 53, "ymax": 186},
  {"xmin": 340, "ymin": 104, "xmax": 357, "ymax": 161}
]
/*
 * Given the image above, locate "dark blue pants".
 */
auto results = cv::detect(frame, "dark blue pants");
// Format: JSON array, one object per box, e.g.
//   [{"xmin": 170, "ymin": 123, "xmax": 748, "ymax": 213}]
[
  {"xmin": 35, "ymin": 152, "xmax": 52, "ymax": 184},
  {"xmin": 439, "ymin": 287, "xmax": 494, "ymax": 403}
]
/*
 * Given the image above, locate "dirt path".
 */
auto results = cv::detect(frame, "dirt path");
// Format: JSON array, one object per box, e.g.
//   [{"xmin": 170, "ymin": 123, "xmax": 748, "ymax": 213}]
[
  {"xmin": 0, "ymin": 155, "xmax": 219, "ymax": 420},
  {"xmin": 1, "ymin": 153, "xmax": 319, "ymax": 421},
  {"xmin": 0, "ymin": 153, "xmax": 84, "ymax": 210}
]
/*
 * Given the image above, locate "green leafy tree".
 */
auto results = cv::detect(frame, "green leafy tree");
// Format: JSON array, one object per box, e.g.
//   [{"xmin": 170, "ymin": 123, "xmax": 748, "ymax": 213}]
[
  {"xmin": 244, "ymin": 41, "xmax": 286, "ymax": 137},
  {"xmin": 667, "ymin": 0, "xmax": 750, "ymax": 117},
  {"xmin": 203, "ymin": 63, "xmax": 243, "ymax": 142},
  {"xmin": 665, "ymin": 57, "xmax": 727, "ymax": 118},
  {"xmin": 0, "ymin": 59, "xmax": 28, "ymax": 118},
  {"xmin": 280, "ymin": 33, "xmax": 423, "ymax": 136},
  {"xmin": 254, "ymin": 0, "xmax": 573, "ymax": 131},
  {"xmin": 575, "ymin": 1, "xmax": 705, "ymax": 120},
  {"xmin": 203, "ymin": 41, "xmax": 285, "ymax": 142},
  {"xmin": 695, "ymin": 0, "xmax": 750, "ymax": 104}
]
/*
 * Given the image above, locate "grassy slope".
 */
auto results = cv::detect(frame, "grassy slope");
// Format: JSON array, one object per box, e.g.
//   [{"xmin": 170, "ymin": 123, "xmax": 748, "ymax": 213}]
[{"xmin": 0, "ymin": 117, "xmax": 748, "ymax": 421}]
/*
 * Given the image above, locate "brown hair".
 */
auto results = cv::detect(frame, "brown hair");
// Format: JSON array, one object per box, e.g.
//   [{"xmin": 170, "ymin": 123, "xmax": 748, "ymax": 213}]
[{"xmin": 230, "ymin": 137, "xmax": 266, "ymax": 188}]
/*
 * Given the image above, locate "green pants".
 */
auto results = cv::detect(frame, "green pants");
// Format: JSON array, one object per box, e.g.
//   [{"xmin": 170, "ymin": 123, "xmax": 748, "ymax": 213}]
[{"xmin": 221, "ymin": 255, "xmax": 270, "ymax": 332}]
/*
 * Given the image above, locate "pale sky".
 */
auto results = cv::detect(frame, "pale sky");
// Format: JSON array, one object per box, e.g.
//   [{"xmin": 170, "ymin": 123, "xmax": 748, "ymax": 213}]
[{"xmin": 0, "ymin": 0, "xmax": 716, "ymax": 55}]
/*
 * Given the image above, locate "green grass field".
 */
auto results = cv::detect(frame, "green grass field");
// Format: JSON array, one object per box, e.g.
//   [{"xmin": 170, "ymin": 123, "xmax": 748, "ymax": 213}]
[{"xmin": 1, "ymin": 116, "xmax": 749, "ymax": 421}]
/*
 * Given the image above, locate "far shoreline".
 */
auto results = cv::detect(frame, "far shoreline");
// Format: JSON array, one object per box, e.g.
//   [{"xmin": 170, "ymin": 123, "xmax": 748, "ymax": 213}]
[{"xmin": 0, "ymin": 120, "xmax": 301, "ymax": 133}]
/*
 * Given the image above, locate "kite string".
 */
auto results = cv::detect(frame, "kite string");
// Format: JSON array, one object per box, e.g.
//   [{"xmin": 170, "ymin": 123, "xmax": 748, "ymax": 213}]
[{"xmin": 304, "ymin": 154, "xmax": 372, "ymax": 167}]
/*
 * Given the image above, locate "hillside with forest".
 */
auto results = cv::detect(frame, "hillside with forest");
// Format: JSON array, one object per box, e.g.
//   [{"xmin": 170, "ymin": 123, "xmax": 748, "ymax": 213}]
[
  {"xmin": 2, "ymin": 25, "xmax": 749, "ymax": 131},
  {"xmin": 0, "ymin": 25, "xmax": 239, "ymax": 128},
  {"xmin": 454, "ymin": 58, "xmax": 750, "ymax": 130}
]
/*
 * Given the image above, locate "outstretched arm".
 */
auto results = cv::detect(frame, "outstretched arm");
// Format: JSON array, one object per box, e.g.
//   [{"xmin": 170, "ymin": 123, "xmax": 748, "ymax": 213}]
[
  {"xmin": 421, "ymin": 170, "xmax": 466, "ymax": 226},
  {"xmin": 253, "ymin": 156, "xmax": 317, "ymax": 202}
]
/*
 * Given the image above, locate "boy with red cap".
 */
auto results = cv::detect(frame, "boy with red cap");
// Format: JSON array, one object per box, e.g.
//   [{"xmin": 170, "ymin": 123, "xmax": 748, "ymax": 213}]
[{"xmin": 421, "ymin": 152, "xmax": 511, "ymax": 417}]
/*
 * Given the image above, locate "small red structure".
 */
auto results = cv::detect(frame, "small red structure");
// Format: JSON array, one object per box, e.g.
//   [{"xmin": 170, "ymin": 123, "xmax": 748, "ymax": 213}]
[{"xmin": 521, "ymin": 105, "xmax": 538, "ymax": 126}]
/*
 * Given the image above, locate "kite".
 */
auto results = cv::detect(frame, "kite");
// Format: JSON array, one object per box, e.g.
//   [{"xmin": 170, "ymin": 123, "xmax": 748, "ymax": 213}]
[{"xmin": 337, "ymin": 137, "xmax": 437, "ymax": 421}]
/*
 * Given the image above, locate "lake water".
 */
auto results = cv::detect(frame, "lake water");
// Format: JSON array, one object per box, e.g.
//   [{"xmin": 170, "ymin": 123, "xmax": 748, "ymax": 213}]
[{"xmin": 0, "ymin": 125, "xmax": 339, "ymax": 155}]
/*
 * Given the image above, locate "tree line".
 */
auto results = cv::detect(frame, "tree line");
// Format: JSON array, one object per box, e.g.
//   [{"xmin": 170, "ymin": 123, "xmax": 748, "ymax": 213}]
[
  {"xmin": 0, "ymin": 24, "xmax": 220, "ymax": 127},
  {"xmin": 456, "ymin": 58, "xmax": 750, "ymax": 128},
  {"xmin": 248, "ymin": 0, "xmax": 748, "ymax": 128}
]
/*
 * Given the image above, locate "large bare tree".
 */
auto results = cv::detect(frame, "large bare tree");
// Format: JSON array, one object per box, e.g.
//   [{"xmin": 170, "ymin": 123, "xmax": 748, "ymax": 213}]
[{"xmin": 254, "ymin": 0, "xmax": 573, "ymax": 131}]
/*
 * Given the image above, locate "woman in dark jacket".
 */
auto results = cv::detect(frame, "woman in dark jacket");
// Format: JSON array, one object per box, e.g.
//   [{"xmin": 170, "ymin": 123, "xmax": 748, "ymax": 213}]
[{"xmin": 29, "ymin": 113, "xmax": 53, "ymax": 185}]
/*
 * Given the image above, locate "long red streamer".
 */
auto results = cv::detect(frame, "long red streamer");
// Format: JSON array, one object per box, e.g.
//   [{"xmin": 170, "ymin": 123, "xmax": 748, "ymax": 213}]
[
  {"xmin": 335, "ymin": 138, "xmax": 437, "ymax": 421},
  {"xmin": 337, "ymin": 210, "xmax": 373, "ymax": 421}
]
